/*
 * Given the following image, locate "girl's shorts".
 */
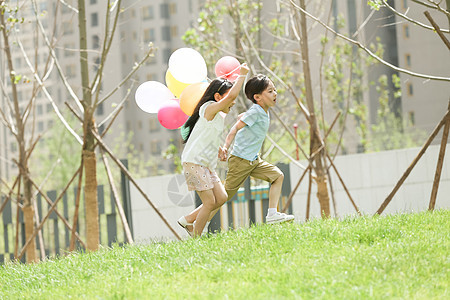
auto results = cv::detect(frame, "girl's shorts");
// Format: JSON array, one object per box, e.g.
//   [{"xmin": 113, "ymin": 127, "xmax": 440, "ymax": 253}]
[{"xmin": 182, "ymin": 162, "xmax": 221, "ymax": 191}]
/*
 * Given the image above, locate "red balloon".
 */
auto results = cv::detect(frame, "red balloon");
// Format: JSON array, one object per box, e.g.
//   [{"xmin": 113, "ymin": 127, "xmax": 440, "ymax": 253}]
[
  {"xmin": 215, "ymin": 56, "xmax": 241, "ymax": 82},
  {"xmin": 157, "ymin": 99, "xmax": 189, "ymax": 130}
]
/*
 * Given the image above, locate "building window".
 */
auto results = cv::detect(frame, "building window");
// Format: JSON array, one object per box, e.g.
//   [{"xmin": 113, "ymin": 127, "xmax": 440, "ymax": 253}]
[
  {"xmin": 151, "ymin": 140, "xmax": 162, "ymax": 155},
  {"xmin": 149, "ymin": 118, "xmax": 159, "ymax": 132},
  {"xmin": 143, "ymin": 6, "xmax": 154, "ymax": 20},
  {"xmin": 14, "ymin": 58, "xmax": 21, "ymax": 68},
  {"xmin": 147, "ymin": 73, "xmax": 157, "ymax": 81},
  {"xmin": 92, "ymin": 35, "xmax": 100, "ymax": 49},
  {"xmin": 37, "ymin": 104, "xmax": 43, "ymax": 115},
  {"xmin": 160, "ymin": 3, "xmax": 169, "ymax": 19},
  {"xmin": 97, "ymin": 102, "xmax": 104, "ymax": 115},
  {"xmin": 93, "ymin": 57, "xmax": 101, "ymax": 71},
  {"xmin": 402, "ymin": 0, "xmax": 408, "ymax": 10},
  {"xmin": 91, "ymin": 13, "xmax": 98, "ymax": 27},
  {"xmin": 138, "ymin": 120, "xmax": 142, "ymax": 130},
  {"xmin": 170, "ymin": 26, "xmax": 178, "ymax": 38},
  {"xmin": 144, "ymin": 28, "xmax": 155, "ymax": 43},
  {"xmin": 169, "ymin": 3, "xmax": 177, "ymax": 15},
  {"xmin": 62, "ymin": 21, "xmax": 73, "ymax": 34},
  {"xmin": 163, "ymin": 48, "xmax": 171, "ymax": 64},
  {"xmin": 407, "ymin": 83, "xmax": 413, "ymax": 96},
  {"xmin": 38, "ymin": 121, "xmax": 44, "ymax": 132},
  {"xmin": 65, "ymin": 64, "xmax": 76, "ymax": 77},
  {"xmin": 408, "ymin": 111, "xmax": 415, "ymax": 125},
  {"xmin": 146, "ymin": 56, "xmax": 157, "ymax": 65},
  {"xmin": 405, "ymin": 54, "xmax": 411, "ymax": 67},
  {"xmin": 403, "ymin": 24, "xmax": 410, "ymax": 38},
  {"xmin": 161, "ymin": 26, "xmax": 171, "ymax": 41},
  {"xmin": 90, "ymin": 0, "xmax": 97, "ymax": 4},
  {"xmin": 47, "ymin": 103, "xmax": 52, "ymax": 112}
]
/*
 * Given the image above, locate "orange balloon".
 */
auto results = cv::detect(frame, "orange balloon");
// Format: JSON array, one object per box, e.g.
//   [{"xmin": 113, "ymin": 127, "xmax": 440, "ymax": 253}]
[{"xmin": 179, "ymin": 82, "xmax": 209, "ymax": 116}]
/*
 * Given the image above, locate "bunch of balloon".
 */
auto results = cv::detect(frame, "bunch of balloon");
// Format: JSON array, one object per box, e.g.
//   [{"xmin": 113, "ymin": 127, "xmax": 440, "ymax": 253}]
[
  {"xmin": 135, "ymin": 49, "xmax": 242, "ymax": 131},
  {"xmin": 135, "ymin": 48, "xmax": 209, "ymax": 130}
]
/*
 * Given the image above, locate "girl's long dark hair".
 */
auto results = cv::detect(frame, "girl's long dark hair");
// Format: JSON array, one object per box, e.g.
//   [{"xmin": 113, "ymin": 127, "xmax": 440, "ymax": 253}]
[{"xmin": 182, "ymin": 78, "xmax": 233, "ymax": 143}]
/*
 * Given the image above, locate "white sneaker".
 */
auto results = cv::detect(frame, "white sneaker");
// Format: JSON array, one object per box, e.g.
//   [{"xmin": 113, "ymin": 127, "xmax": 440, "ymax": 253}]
[{"xmin": 266, "ymin": 212, "xmax": 294, "ymax": 224}]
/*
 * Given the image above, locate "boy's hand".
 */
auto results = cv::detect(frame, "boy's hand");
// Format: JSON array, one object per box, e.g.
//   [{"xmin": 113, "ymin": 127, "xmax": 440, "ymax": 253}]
[{"xmin": 218, "ymin": 146, "xmax": 228, "ymax": 161}]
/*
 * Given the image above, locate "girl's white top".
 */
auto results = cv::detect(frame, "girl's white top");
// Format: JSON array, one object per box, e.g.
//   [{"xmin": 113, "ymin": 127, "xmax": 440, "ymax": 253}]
[{"xmin": 181, "ymin": 101, "xmax": 224, "ymax": 170}]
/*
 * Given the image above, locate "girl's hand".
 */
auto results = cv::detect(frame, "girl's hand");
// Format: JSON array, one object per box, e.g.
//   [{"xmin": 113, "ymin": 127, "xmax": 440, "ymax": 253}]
[{"xmin": 239, "ymin": 63, "xmax": 249, "ymax": 76}]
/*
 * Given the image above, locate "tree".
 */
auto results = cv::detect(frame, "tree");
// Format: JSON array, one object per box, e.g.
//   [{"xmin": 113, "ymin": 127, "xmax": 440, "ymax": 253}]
[{"xmin": 0, "ymin": 0, "xmax": 52, "ymax": 262}]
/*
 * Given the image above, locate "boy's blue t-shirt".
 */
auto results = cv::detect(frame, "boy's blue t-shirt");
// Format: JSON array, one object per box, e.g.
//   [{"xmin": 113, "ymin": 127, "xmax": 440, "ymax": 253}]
[{"xmin": 231, "ymin": 104, "xmax": 270, "ymax": 161}]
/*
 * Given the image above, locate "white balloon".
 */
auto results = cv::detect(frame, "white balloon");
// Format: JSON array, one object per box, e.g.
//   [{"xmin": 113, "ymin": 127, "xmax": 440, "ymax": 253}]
[
  {"xmin": 135, "ymin": 81, "xmax": 174, "ymax": 114},
  {"xmin": 168, "ymin": 48, "xmax": 207, "ymax": 84}
]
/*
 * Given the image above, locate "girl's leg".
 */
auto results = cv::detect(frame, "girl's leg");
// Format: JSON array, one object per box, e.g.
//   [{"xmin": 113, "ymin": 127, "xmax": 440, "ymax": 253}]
[{"xmin": 194, "ymin": 182, "xmax": 227, "ymax": 236}]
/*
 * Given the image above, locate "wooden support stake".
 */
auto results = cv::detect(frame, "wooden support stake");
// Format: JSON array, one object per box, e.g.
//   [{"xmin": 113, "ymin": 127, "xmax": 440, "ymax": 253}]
[
  {"xmin": 70, "ymin": 157, "xmax": 84, "ymax": 251},
  {"xmin": 429, "ymin": 101, "xmax": 450, "ymax": 210},
  {"xmin": 424, "ymin": 11, "xmax": 450, "ymax": 51},
  {"xmin": 306, "ymin": 169, "xmax": 312, "ymax": 221},
  {"xmin": 100, "ymin": 148, "xmax": 134, "ymax": 244},
  {"xmin": 376, "ymin": 108, "xmax": 450, "ymax": 215}
]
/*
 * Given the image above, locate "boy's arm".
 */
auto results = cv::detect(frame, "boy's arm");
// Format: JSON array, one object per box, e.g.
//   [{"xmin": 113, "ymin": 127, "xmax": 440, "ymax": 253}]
[{"xmin": 220, "ymin": 120, "xmax": 247, "ymax": 161}]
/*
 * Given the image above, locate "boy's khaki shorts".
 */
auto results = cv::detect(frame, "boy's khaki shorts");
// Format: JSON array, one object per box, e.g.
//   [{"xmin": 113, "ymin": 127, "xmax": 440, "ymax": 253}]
[{"xmin": 225, "ymin": 154, "xmax": 283, "ymax": 200}]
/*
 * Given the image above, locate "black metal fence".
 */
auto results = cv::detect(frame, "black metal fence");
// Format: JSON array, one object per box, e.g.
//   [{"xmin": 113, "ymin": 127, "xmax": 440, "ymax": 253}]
[{"xmin": 0, "ymin": 161, "xmax": 132, "ymax": 264}]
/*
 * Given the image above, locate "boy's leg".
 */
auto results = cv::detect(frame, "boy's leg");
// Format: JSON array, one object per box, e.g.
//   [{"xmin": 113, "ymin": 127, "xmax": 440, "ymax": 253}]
[{"xmin": 250, "ymin": 158, "xmax": 294, "ymax": 223}]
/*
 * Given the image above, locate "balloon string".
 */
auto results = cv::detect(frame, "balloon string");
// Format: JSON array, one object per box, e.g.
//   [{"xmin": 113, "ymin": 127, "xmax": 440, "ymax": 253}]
[{"xmin": 222, "ymin": 64, "xmax": 241, "ymax": 77}]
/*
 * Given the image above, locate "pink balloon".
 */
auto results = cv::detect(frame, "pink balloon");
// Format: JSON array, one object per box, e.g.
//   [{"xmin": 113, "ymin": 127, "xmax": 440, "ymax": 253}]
[
  {"xmin": 215, "ymin": 56, "xmax": 241, "ymax": 82},
  {"xmin": 157, "ymin": 99, "xmax": 189, "ymax": 130}
]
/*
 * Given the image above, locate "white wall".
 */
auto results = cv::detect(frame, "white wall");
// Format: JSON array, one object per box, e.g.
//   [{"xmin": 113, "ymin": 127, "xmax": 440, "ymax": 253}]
[
  {"xmin": 130, "ymin": 145, "xmax": 450, "ymax": 241},
  {"xmin": 289, "ymin": 144, "xmax": 450, "ymax": 220},
  {"xmin": 129, "ymin": 174, "xmax": 196, "ymax": 243}
]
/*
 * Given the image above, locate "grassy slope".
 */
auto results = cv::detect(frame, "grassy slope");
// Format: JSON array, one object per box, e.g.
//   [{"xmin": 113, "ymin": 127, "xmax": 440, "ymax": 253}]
[{"xmin": 0, "ymin": 210, "xmax": 448, "ymax": 299}]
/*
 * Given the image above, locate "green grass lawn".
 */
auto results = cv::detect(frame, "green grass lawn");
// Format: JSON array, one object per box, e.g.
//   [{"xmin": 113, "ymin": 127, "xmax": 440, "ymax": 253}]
[{"xmin": 1, "ymin": 210, "xmax": 448, "ymax": 299}]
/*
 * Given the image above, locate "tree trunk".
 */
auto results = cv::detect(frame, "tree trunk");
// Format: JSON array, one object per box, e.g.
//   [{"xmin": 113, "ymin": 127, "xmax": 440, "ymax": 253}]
[
  {"xmin": 297, "ymin": 0, "xmax": 330, "ymax": 217},
  {"xmin": 78, "ymin": 0, "xmax": 99, "ymax": 251},
  {"xmin": 83, "ymin": 147, "xmax": 99, "ymax": 251},
  {"xmin": 23, "ymin": 203, "xmax": 37, "ymax": 262}
]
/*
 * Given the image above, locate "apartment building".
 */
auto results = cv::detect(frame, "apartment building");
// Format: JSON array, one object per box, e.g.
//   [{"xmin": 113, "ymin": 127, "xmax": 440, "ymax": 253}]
[
  {"xmin": 1, "ymin": 0, "xmax": 448, "ymax": 183},
  {"xmin": 0, "ymin": 0, "xmax": 201, "ymax": 181}
]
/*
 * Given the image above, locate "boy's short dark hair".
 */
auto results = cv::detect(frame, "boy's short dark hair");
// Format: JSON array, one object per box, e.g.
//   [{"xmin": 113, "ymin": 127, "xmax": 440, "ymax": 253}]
[{"xmin": 244, "ymin": 74, "xmax": 270, "ymax": 104}]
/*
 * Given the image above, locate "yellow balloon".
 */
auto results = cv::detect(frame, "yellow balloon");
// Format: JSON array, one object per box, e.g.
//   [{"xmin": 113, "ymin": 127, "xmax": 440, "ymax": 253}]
[
  {"xmin": 179, "ymin": 82, "xmax": 209, "ymax": 116},
  {"xmin": 165, "ymin": 70, "xmax": 190, "ymax": 98}
]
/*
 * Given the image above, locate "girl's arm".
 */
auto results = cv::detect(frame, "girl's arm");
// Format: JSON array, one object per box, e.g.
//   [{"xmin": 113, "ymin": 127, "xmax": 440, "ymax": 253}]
[
  {"xmin": 204, "ymin": 64, "xmax": 249, "ymax": 120},
  {"xmin": 219, "ymin": 119, "xmax": 247, "ymax": 161}
]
